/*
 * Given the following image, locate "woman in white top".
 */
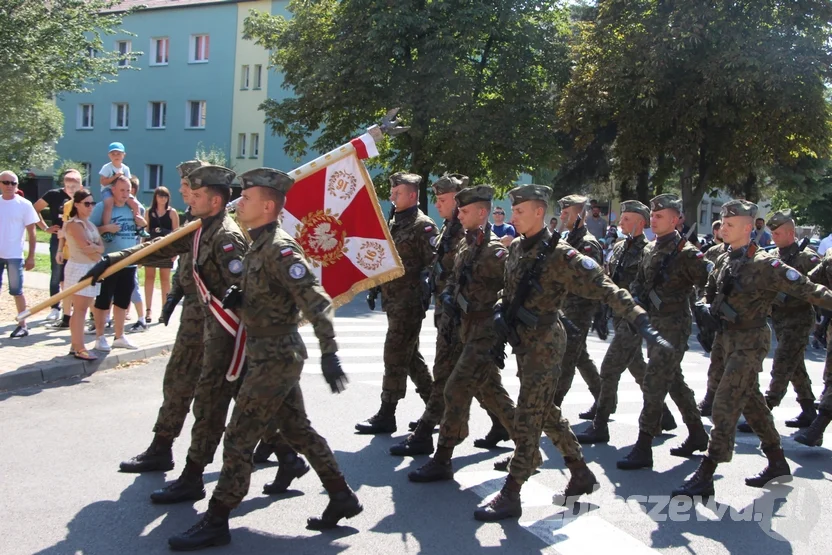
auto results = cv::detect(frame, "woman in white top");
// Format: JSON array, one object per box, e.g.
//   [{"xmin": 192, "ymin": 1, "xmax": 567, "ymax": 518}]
[{"xmin": 59, "ymin": 189, "xmax": 105, "ymax": 360}]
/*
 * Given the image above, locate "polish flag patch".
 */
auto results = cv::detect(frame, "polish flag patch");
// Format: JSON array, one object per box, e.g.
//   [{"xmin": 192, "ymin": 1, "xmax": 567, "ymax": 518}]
[
  {"xmin": 696, "ymin": 252, "xmax": 704, "ymax": 258},
  {"xmin": 496, "ymin": 250, "xmax": 506, "ymax": 258},
  {"xmin": 222, "ymin": 243, "xmax": 234, "ymax": 252},
  {"xmin": 425, "ymin": 226, "xmax": 434, "ymax": 233},
  {"xmin": 771, "ymin": 260, "xmax": 782, "ymax": 268},
  {"xmin": 280, "ymin": 247, "xmax": 294, "ymax": 258}
]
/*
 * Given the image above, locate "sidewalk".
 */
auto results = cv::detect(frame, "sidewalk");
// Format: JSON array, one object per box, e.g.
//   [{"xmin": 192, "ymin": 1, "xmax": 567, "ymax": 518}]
[{"xmin": 0, "ymin": 271, "xmax": 180, "ymax": 391}]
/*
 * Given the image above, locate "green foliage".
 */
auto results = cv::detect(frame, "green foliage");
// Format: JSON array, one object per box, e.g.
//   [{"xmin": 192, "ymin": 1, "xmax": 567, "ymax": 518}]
[
  {"xmin": 195, "ymin": 142, "xmax": 230, "ymax": 169},
  {"xmin": 54, "ymin": 159, "xmax": 89, "ymax": 183},
  {"xmin": 244, "ymin": 0, "xmax": 572, "ymax": 202},
  {"xmin": 0, "ymin": 95, "xmax": 63, "ymax": 175}
]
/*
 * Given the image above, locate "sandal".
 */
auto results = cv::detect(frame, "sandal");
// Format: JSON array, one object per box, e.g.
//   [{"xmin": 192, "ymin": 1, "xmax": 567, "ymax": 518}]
[
  {"xmin": 145, "ymin": 309, "xmax": 152, "ymax": 321},
  {"xmin": 74, "ymin": 349, "xmax": 98, "ymax": 361}
]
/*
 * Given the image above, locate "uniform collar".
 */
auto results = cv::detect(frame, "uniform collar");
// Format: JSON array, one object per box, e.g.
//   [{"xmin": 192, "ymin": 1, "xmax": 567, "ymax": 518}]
[
  {"xmin": 249, "ymin": 221, "xmax": 277, "ymax": 242},
  {"xmin": 201, "ymin": 209, "xmax": 226, "ymax": 231},
  {"xmin": 656, "ymin": 230, "xmax": 680, "ymax": 246},
  {"xmin": 394, "ymin": 205, "xmax": 418, "ymax": 222},
  {"xmin": 520, "ymin": 227, "xmax": 549, "ymax": 250}
]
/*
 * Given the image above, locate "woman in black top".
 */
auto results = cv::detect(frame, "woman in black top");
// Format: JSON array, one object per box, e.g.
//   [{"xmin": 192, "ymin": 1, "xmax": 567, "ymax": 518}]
[{"xmin": 143, "ymin": 186, "xmax": 179, "ymax": 322}]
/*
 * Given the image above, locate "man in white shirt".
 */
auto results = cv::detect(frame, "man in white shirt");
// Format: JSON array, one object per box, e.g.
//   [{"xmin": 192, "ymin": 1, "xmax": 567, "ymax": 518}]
[
  {"xmin": 818, "ymin": 232, "xmax": 832, "ymax": 256},
  {"xmin": 0, "ymin": 171, "xmax": 39, "ymax": 337}
]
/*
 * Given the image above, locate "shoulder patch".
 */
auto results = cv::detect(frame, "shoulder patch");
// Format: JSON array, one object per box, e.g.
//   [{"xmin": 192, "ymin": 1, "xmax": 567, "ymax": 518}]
[
  {"xmin": 812, "ymin": 256, "xmax": 820, "ymax": 263},
  {"xmin": 706, "ymin": 262, "xmax": 715, "ymax": 274},
  {"xmin": 581, "ymin": 258, "xmax": 598, "ymax": 270},
  {"xmin": 228, "ymin": 259, "xmax": 243, "ymax": 274},
  {"xmin": 424, "ymin": 225, "xmax": 434, "ymax": 233},
  {"xmin": 289, "ymin": 263, "xmax": 307, "ymax": 280},
  {"xmin": 771, "ymin": 260, "xmax": 782, "ymax": 268},
  {"xmin": 695, "ymin": 251, "xmax": 704, "ymax": 258},
  {"xmin": 583, "ymin": 245, "xmax": 592, "ymax": 252},
  {"xmin": 222, "ymin": 243, "xmax": 234, "ymax": 253},
  {"xmin": 786, "ymin": 268, "xmax": 800, "ymax": 281},
  {"xmin": 429, "ymin": 235, "xmax": 438, "ymax": 247},
  {"xmin": 280, "ymin": 247, "xmax": 293, "ymax": 258},
  {"xmin": 566, "ymin": 249, "xmax": 578, "ymax": 260},
  {"xmin": 496, "ymin": 250, "xmax": 506, "ymax": 258}
]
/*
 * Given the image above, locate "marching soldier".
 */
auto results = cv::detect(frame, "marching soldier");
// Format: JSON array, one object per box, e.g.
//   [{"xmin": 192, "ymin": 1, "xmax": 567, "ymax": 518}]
[
  {"xmin": 673, "ymin": 200, "xmax": 832, "ymax": 496},
  {"xmin": 83, "ymin": 166, "xmax": 249, "ymax": 504},
  {"xmin": 407, "ymin": 185, "xmax": 517, "ymax": 481},
  {"xmin": 356, "ymin": 172, "xmax": 436, "ymax": 434},
  {"xmin": 474, "ymin": 185, "xmax": 669, "ymax": 522},
  {"xmin": 167, "ymin": 168, "xmax": 360, "ymax": 551},
  {"xmin": 576, "ymin": 200, "xmax": 675, "ymax": 443},
  {"xmin": 551, "ymin": 195, "xmax": 603, "ymax": 409},
  {"xmin": 697, "ymin": 221, "xmax": 728, "ymax": 416},
  {"xmin": 617, "ymin": 194, "xmax": 710, "ymax": 470}
]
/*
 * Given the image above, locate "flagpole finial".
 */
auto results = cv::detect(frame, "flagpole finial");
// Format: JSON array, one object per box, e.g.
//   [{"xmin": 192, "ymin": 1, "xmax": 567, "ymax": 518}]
[{"xmin": 369, "ymin": 108, "xmax": 410, "ymax": 141}]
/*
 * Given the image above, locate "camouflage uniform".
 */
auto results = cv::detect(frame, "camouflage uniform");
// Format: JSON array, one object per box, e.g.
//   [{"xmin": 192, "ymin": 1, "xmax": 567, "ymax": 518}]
[
  {"xmin": 810, "ymin": 252, "xmax": 832, "ymax": 413},
  {"xmin": 702, "ymin": 242, "xmax": 728, "ymax": 397}
]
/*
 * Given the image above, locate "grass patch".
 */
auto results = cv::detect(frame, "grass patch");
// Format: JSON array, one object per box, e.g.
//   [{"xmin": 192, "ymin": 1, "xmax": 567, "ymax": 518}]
[{"xmin": 36, "ymin": 229, "xmax": 53, "ymax": 243}]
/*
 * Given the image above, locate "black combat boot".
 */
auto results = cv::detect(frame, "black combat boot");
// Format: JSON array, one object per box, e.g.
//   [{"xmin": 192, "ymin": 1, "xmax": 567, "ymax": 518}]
[
  {"xmin": 252, "ymin": 440, "xmax": 277, "ymax": 464},
  {"xmin": 474, "ymin": 475, "xmax": 522, "ymax": 521},
  {"xmin": 493, "ymin": 454, "xmax": 512, "ymax": 472},
  {"xmin": 672, "ymin": 456, "xmax": 717, "ymax": 498},
  {"xmin": 785, "ymin": 400, "xmax": 818, "ymax": 429},
  {"xmin": 408, "ymin": 446, "xmax": 454, "ymax": 482},
  {"xmin": 576, "ymin": 421, "xmax": 610, "ymax": 444},
  {"xmin": 745, "ymin": 447, "xmax": 791, "ymax": 488},
  {"xmin": 408, "ymin": 419, "xmax": 439, "ymax": 432},
  {"xmin": 119, "ymin": 434, "xmax": 174, "ymax": 473},
  {"xmin": 698, "ymin": 390, "xmax": 715, "ymax": 417},
  {"xmin": 263, "ymin": 452, "xmax": 310, "ymax": 494},
  {"xmin": 552, "ymin": 458, "xmax": 599, "ymax": 506},
  {"xmin": 617, "ymin": 431, "xmax": 653, "ymax": 470},
  {"xmin": 669, "ymin": 424, "xmax": 709, "ymax": 457},
  {"xmin": 150, "ymin": 458, "xmax": 206, "ymax": 504},
  {"xmin": 390, "ymin": 420, "xmax": 435, "ymax": 456},
  {"xmin": 473, "ymin": 411, "xmax": 510, "ymax": 449},
  {"xmin": 578, "ymin": 402, "xmax": 598, "ymax": 421},
  {"xmin": 168, "ymin": 498, "xmax": 231, "ymax": 551},
  {"xmin": 794, "ymin": 409, "xmax": 832, "ymax": 447},
  {"xmin": 737, "ymin": 419, "xmax": 754, "ymax": 433},
  {"xmin": 306, "ymin": 476, "xmax": 363, "ymax": 530},
  {"xmin": 355, "ymin": 401, "xmax": 397, "ymax": 434},
  {"xmin": 661, "ymin": 404, "xmax": 677, "ymax": 431}
]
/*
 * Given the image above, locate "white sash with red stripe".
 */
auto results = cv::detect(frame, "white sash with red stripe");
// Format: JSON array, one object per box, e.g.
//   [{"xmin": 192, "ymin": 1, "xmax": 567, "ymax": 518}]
[{"xmin": 192, "ymin": 227, "xmax": 247, "ymax": 381}]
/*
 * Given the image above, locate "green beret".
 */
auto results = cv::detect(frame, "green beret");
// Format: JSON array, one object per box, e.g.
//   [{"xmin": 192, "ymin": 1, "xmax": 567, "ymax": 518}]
[
  {"xmin": 721, "ymin": 199, "xmax": 758, "ymax": 219},
  {"xmin": 455, "ymin": 185, "xmax": 494, "ymax": 207},
  {"xmin": 176, "ymin": 160, "xmax": 207, "ymax": 179},
  {"xmin": 389, "ymin": 172, "xmax": 422, "ymax": 188},
  {"xmin": 650, "ymin": 194, "xmax": 682, "ymax": 213},
  {"xmin": 621, "ymin": 200, "xmax": 650, "ymax": 224},
  {"xmin": 238, "ymin": 167, "xmax": 294, "ymax": 194},
  {"xmin": 508, "ymin": 184, "xmax": 552, "ymax": 206},
  {"xmin": 766, "ymin": 209, "xmax": 794, "ymax": 230},
  {"xmin": 432, "ymin": 173, "xmax": 469, "ymax": 195},
  {"xmin": 558, "ymin": 194, "xmax": 587, "ymax": 210},
  {"xmin": 186, "ymin": 165, "xmax": 235, "ymax": 190}
]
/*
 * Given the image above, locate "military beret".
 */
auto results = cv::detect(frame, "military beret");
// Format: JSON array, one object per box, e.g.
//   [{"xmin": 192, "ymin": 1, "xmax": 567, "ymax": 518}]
[
  {"xmin": 508, "ymin": 184, "xmax": 552, "ymax": 207},
  {"xmin": 558, "ymin": 194, "xmax": 588, "ymax": 210},
  {"xmin": 238, "ymin": 167, "xmax": 295, "ymax": 194},
  {"xmin": 176, "ymin": 160, "xmax": 207, "ymax": 179},
  {"xmin": 389, "ymin": 172, "xmax": 422, "ymax": 188},
  {"xmin": 186, "ymin": 165, "xmax": 236, "ymax": 189},
  {"xmin": 455, "ymin": 185, "xmax": 494, "ymax": 207},
  {"xmin": 650, "ymin": 194, "xmax": 682, "ymax": 213},
  {"xmin": 720, "ymin": 199, "xmax": 758, "ymax": 220},
  {"xmin": 766, "ymin": 209, "xmax": 794, "ymax": 230},
  {"xmin": 621, "ymin": 200, "xmax": 651, "ymax": 224},
  {"xmin": 432, "ymin": 173, "xmax": 469, "ymax": 195}
]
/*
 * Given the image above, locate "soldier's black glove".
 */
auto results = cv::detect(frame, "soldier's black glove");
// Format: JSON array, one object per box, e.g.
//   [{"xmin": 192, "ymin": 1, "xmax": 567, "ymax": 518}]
[
  {"xmin": 366, "ymin": 288, "xmax": 378, "ymax": 311},
  {"xmin": 493, "ymin": 308, "xmax": 521, "ymax": 348},
  {"xmin": 633, "ymin": 313, "xmax": 672, "ymax": 350},
  {"xmin": 440, "ymin": 291, "xmax": 458, "ymax": 321},
  {"xmin": 321, "ymin": 353, "xmax": 348, "ymax": 393},
  {"xmin": 160, "ymin": 291, "xmax": 183, "ymax": 326},
  {"xmin": 692, "ymin": 301, "xmax": 717, "ymax": 352},
  {"xmin": 222, "ymin": 285, "xmax": 243, "ymax": 310},
  {"xmin": 80, "ymin": 255, "xmax": 112, "ymax": 284}
]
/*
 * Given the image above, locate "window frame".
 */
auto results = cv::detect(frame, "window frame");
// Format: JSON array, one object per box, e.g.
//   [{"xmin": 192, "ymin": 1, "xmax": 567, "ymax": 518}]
[
  {"xmin": 150, "ymin": 37, "xmax": 169, "ymax": 66},
  {"xmin": 81, "ymin": 163, "xmax": 92, "ymax": 188},
  {"xmin": 111, "ymin": 103, "xmax": 129, "ymax": 129},
  {"xmin": 189, "ymin": 34, "xmax": 210, "ymax": 63},
  {"xmin": 147, "ymin": 101, "xmax": 167, "ymax": 129},
  {"xmin": 237, "ymin": 133, "xmax": 247, "ymax": 158},
  {"xmin": 241, "ymin": 65, "xmax": 250, "ymax": 89},
  {"xmin": 77, "ymin": 104, "xmax": 94, "ymax": 130},
  {"xmin": 253, "ymin": 64, "xmax": 263, "ymax": 89},
  {"xmin": 146, "ymin": 164, "xmax": 164, "ymax": 191},
  {"xmin": 185, "ymin": 100, "xmax": 207, "ymax": 129},
  {"xmin": 249, "ymin": 133, "xmax": 260, "ymax": 158},
  {"xmin": 116, "ymin": 40, "xmax": 132, "ymax": 67}
]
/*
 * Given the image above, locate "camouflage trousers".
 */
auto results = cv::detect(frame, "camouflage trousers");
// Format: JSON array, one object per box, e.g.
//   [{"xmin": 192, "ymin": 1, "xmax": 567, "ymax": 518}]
[
  {"xmin": 382, "ymin": 307, "xmax": 433, "ymax": 403},
  {"xmin": 152, "ymin": 294, "xmax": 204, "ymax": 439},
  {"xmin": 553, "ymin": 315, "xmax": 601, "ymax": 406},
  {"xmin": 421, "ymin": 313, "xmax": 464, "ymax": 427},
  {"xmin": 185, "ymin": 316, "xmax": 239, "ymax": 468},
  {"xmin": 707, "ymin": 327, "xmax": 781, "ymax": 463},
  {"xmin": 819, "ymin": 332, "xmax": 832, "ymax": 412},
  {"xmin": 637, "ymin": 315, "xmax": 702, "ymax": 437},
  {"xmin": 213, "ymin": 337, "xmax": 342, "ymax": 507},
  {"xmin": 595, "ymin": 316, "xmax": 647, "ymax": 419},
  {"xmin": 510, "ymin": 323, "xmax": 583, "ymax": 484},
  {"xmin": 705, "ymin": 332, "xmax": 725, "ymax": 394},
  {"xmin": 765, "ymin": 310, "xmax": 815, "ymax": 405}
]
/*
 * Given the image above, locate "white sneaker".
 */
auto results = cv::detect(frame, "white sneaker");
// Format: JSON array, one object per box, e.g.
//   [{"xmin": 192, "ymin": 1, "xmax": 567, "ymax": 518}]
[
  {"xmin": 95, "ymin": 336, "xmax": 111, "ymax": 352},
  {"xmin": 112, "ymin": 335, "xmax": 138, "ymax": 350},
  {"xmin": 46, "ymin": 308, "xmax": 61, "ymax": 321}
]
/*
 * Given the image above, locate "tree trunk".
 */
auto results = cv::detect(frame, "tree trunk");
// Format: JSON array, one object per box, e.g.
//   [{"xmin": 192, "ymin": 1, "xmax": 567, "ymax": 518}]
[
  {"xmin": 680, "ymin": 154, "xmax": 711, "ymax": 227},
  {"xmin": 636, "ymin": 157, "xmax": 650, "ymax": 203},
  {"xmin": 743, "ymin": 172, "xmax": 758, "ymax": 202},
  {"xmin": 619, "ymin": 178, "xmax": 633, "ymax": 201}
]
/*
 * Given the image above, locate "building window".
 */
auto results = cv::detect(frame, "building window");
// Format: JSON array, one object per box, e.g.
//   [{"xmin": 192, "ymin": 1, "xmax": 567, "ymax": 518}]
[
  {"xmin": 148, "ymin": 101, "xmax": 167, "ymax": 129},
  {"xmin": 116, "ymin": 40, "xmax": 131, "ymax": 67},
  {"xmin": 241, "ymin": 65, "xmax": 250, "ymax": 89},
  {"xmin": 250, "ymin": 133, "xmax": 259, "ymax": 158},
  {"xmin": 86, "ymin": 47, "xmax": 97, "ymax": 58},
  {"xmin": 190, "ymin": 34, "xmax": 210, "ymax": 63},
  {"xmin": 186, "ymin": 100, "xmax": 206, "ymax": 128},
  {"xmin": 237, "ymin": 133, "xmax": 247, "ymax": 158},
  {"xmin": 253, "ymin": 64, "xmax": 262, "ymax": 89},
  {"xmin": 111, "ymin": 103, "xmax": 129, "ymax": 129},
  {"xmin": 81, "ymin": 163, "xmax": 92, "ymax": 188},
  {"xmin": 77, "ymin": 104, "xmax": 94, "ymax": 129},
  {"xmin": 151, "ymin": 37, "xmax": 169, "ymax": 65},
  {"xmin": 146, "ymin": 165, "xmax": 163, "ymax": 190}
]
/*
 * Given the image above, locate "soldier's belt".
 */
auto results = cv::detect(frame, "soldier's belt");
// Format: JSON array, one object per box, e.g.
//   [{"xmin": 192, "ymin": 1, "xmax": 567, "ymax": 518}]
[
  {"xmin": 462, "ymin": 310, "xmax": 492, "ymax": 320},
  {"xmin": 647, "ymin": 295, "xmax": 686, "ymax": 314},
  {"xmin": 515, "ymin": 306, "xmax": 559, "ymax": 329},
  {"xmin": 772, "ymin": 300, "xmax": 812, "ymax": 314},
  {"xmin": 457, "ymin": 294, "xmax": 493, "ymax": 317},
  {"xmin": 245, "ymin": 324, "xmax": 300, "ymax": 338},
  {"xmin": 721, "ymin": 318, "xmax": 767, "ymax": 331}
]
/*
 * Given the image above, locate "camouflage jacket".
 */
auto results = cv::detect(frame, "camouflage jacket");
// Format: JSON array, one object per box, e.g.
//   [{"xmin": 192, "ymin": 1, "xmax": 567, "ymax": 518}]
[
  {"xmin": 170, "ymin": 208, "xmax": 197, "ymax": 296},
  {"xmin": 703, "ymin": 242, "xmax": 727, "ymax": 267},
  {"xmin": 562, "ymin": 226, "xmax": 604, "ymax": 318},
  {"xmin": 770, "ymin": 242, "xmax": 821, "ymax": 315},
  {"xmin": 380, "ymin": 206, "xmax": 438, "ymax": 314},
  {"xmin": 608, "ymin": 233, "xmax": 648, "ymax": 292},
  {"xmin": 240, "ymin": 222, "xmax": 337, "ymax": 357},
  {"xmin": 444, "ymin": 224, "xmax": 507, "ymax": 342},
  {"xmin": 707, "ymin": 243, "xmax": 832, "ymax": 329},
  {"xmin": 810, "ymin": 249, "xmax": 832, "ymax": 288},
  {"xmin": 631, "ymin": 230, "xmax": 710, "ymax": 320},
  {"xmin": 430, "ymin": 216, "xmax": 464, "ymax": 300}
]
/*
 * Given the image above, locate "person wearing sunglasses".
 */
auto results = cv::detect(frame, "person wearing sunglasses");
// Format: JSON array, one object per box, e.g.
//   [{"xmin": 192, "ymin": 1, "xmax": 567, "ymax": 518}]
[
  {"xmin": 0, "ymin": 171, "xmax": 39, "ymax": 338},
  {"xmin": 491, "ymin": 207, "xmax": 516, "ymax": 248}
]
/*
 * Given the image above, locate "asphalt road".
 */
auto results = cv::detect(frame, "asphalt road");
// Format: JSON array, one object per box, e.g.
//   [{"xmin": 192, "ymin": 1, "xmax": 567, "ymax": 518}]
[{"xmin": 2, "ymin": 301, "xmax": 830, "ymax": 555}]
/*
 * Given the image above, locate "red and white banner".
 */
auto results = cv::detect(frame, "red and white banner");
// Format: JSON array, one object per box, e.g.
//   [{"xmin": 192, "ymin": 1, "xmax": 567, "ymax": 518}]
[{"xmin": 281, "ymin": 133, "xmax": 403, "ymax": 307}]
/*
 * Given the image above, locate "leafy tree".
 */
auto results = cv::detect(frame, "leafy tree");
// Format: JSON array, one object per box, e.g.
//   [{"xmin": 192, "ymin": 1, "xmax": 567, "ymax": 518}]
[
  {"xmin": 244, "ymin": 0, "xmax": 572, "ymax": 207},
  {"xmin": 559, "ymin": 0, "xmax": 832, "ymax": 217},
  {"xmin": 195, "ymin": 142, "xmax": 231, "ymax": 169}
]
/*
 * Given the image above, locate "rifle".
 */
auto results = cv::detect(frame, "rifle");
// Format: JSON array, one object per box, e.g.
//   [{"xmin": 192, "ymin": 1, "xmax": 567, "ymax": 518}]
[
  {"xmin": 646, "ymin": 224, "xmax": 696, "ymax": 312},
  {"xmin": 611, "ymin": 234, "xmax": 635, "ymax": 286},
  {"xmin": 443, "ymin": 225, "xmax": 488, "ymax": 343},
  {"xmin": 773, "ymin": 237, "xmax": 810, "ymax": 306},
  {"xmin": 429, "ymin": 209, "xmax": 462, "ymax": 297},
  {"xmin": 367, "ymin": 203, "xmax": 397, "ymax": 310},
  {"xmin": 566, "ymin": 214, "xmax": 584, "ymax": 248},
  {"xmin": 491, "ymin": 229, "xmax": 562, "ymax": 368},
  {"xmin": 710, "ymin": 241, "xmax": 759, "ymax": 327}
]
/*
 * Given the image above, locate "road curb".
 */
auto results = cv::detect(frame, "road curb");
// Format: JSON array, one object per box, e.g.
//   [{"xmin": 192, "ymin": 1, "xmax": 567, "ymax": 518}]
[{"xmin": 0, "ymin": 343, "xmax": 172, "ymax": 392}]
